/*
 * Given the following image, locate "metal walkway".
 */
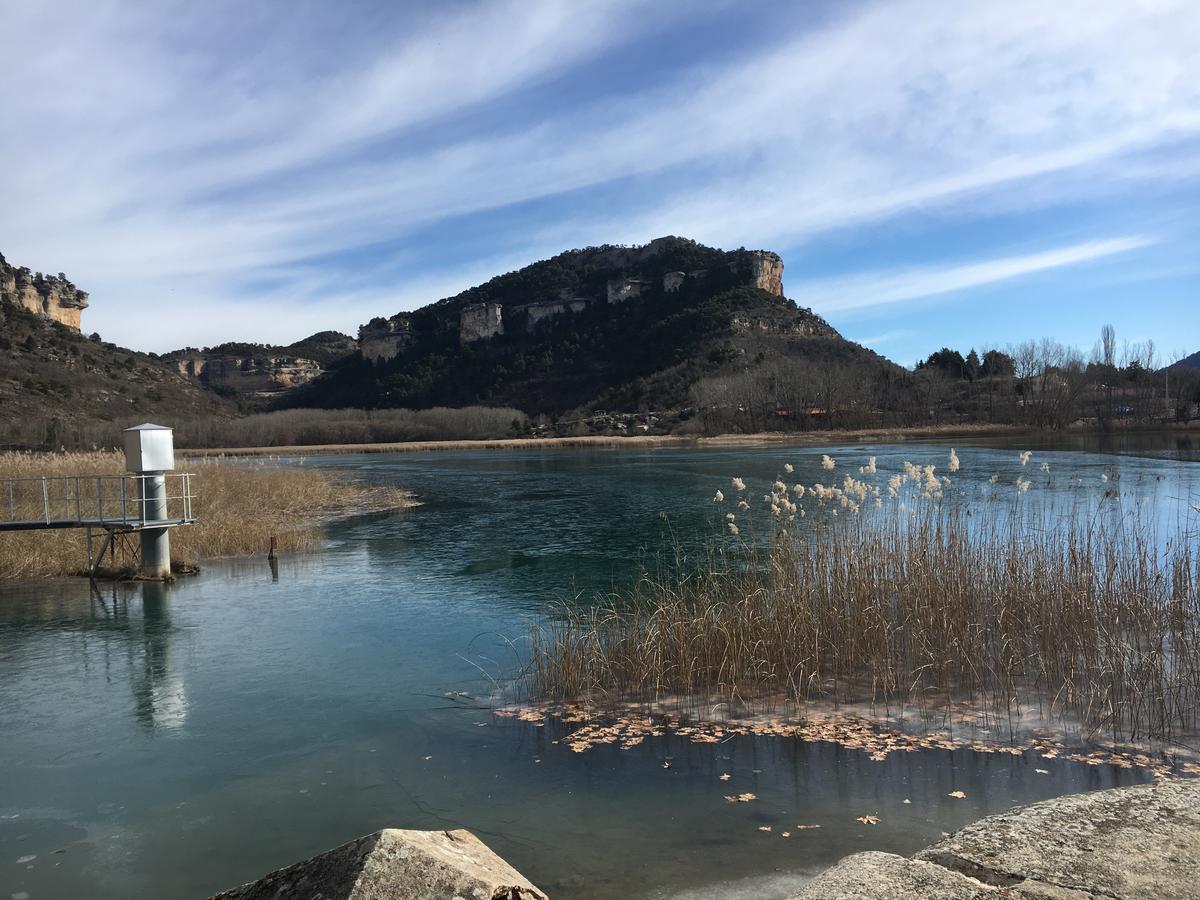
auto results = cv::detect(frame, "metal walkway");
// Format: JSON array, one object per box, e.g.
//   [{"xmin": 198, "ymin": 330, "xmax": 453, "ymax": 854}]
[{"xmin": 0, "ymin": 474, "xmax": 195, "ymax": 532}]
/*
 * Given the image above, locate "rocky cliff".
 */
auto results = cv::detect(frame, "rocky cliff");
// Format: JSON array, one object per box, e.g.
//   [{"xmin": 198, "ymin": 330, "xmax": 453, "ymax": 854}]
[
  {"xmin": 161, "ymin": 333, "xmax": 356, "ymax": 405},
  {"xmin": 358, "ymin": 236, "xmax": 792, "ymax": 362},
  {"xmin": 294, "ymin": 236, "xmax": 895, "ymax": 419},
  {"xmin": 0, "ymin": 252, "xmax": 89, "ymax": 331}
]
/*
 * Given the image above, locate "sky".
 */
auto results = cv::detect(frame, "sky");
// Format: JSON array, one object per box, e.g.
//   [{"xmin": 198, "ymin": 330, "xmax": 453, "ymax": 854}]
[{"xmin": 2, "ymin": 0, "xmax": 1198, "ymax": 366}]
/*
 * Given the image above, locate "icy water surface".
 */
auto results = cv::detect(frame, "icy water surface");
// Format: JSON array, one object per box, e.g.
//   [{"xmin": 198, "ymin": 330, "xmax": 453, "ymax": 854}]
[{"xmin": 1, "ymin": 436, "xmax": 1197, "ymax": 898}]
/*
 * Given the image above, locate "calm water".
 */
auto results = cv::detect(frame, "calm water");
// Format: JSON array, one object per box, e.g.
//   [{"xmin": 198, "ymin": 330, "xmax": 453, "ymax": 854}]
[{"xmin": 2, "ymin": 436, "xmax": 1198, "ymax": 899}]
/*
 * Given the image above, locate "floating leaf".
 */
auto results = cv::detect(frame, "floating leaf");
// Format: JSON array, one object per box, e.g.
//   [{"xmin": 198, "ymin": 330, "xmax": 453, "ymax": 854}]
[
  {"xmin": 780, "ymin": 831, "xmax": 791, "ymax": 838},
  {"xmin": 794, "ymin": 824, "xmax": 821, "ymax": 830},
  {"xmin": 757, "ymin": 825, "xmax": 772, "ymax": 832},
  {"xmin": 718, "ymin": 773, "xmax": 732, "ymax": 781},
  {"xmin": 856, "ymin": 815, "xmax": 879, "ymax": 825},
  {"xmin": 948, "ymin": 790, "xmax": 966, "ymax": 799},
  {"xmin": 1035, "ymin": 768, "xmax": 1049, "ymax": 774}
]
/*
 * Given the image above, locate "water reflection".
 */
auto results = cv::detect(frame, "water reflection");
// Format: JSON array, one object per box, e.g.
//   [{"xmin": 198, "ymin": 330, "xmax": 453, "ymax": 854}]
[
  {"xmin": 132, "ymin": 582, "xmax": 187, "ymax": 731},
  {"xmin": 0, "ymin": 441, "xmax": 1196, "ymax": 899},
  {"xmin": 0, "ymin": 578, "xmax": 188, "ymax": 733}
]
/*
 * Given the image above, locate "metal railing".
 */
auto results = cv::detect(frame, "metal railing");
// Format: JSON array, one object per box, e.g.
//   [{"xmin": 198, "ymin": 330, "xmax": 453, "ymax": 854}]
[{"xmin": 0, "ymin": 473, "xmax": 195, "ymax": 529}]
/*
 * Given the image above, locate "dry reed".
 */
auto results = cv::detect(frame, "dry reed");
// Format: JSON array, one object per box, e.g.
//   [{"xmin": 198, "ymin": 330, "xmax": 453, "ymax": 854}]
[
  {"xmin": 0, "ymin": 451, "xmax": 410, "ymax": 579},
  {"xmin": 529, "ymin": 459, "xmax": 1200, "ymax": 746}
]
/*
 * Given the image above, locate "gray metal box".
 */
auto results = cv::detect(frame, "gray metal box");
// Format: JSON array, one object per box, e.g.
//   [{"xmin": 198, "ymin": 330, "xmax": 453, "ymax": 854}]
[{"xmin": 123, "ymin": 424, "xmax": 175, "ymax": 473}]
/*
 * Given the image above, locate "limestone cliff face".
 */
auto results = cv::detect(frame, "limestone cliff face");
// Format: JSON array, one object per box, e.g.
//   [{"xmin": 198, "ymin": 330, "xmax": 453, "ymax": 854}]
[
  {"xmin": 359, "ymin": 316, "xmax": 415, "ymax": 363},
  {"xmin": 747, "ymin": 250, "xmax": 784, "ymax": 296},
  {"xmin": 459, "ymin": 302, "xmax": 505, "ymax": 344},
  {"xmin": 0, "ymin": 252, "xmax": 89, "ymax": 331},
  {"xmin": 170, "ymin": 353, "xmax": 323, "ymax": 396}
]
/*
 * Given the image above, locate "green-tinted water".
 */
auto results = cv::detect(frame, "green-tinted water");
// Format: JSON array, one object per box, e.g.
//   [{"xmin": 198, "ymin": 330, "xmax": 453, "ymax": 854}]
[{"xmin": 2, "ymin": 437, "xmax": 1197, "ymax": 898}]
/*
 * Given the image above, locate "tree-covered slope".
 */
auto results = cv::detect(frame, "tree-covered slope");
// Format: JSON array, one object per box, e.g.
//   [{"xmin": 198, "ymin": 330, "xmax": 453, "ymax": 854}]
[{"xmin": 295, "ymin": 237, "xmax": 903, "ymax": 419}]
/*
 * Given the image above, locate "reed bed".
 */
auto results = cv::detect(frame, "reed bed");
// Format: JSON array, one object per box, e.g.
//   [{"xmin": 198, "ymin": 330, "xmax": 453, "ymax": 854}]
[
  {"xmin": 529, "ymin": 454, "xmax": 1200, "ymax": 746},
  {"xmin": 0, "ymin": 450, "xmax": 410, "ymax": 579}
]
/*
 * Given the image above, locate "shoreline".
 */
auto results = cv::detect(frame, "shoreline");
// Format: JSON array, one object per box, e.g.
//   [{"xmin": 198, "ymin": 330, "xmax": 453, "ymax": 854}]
[{"xmin": 180, "ymin": 423, "xmax": 1037, "ymax": 457}]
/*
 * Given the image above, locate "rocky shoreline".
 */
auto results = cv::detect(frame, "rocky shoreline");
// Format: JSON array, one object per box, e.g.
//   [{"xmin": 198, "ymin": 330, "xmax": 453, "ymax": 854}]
[{"xmin": 209, "ymin": 778, "xmax": 1198, "ymax": 899}]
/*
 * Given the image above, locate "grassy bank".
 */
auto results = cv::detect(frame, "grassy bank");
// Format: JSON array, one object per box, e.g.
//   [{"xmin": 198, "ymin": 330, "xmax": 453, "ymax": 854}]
[
  {"xmin": 528, "ymin": 451, "xmax": 1200, "ymax": 746},
  {"xmin": 0, "ymin": 451, "xmax": 411, "ymax": 579},
  {"xmin": 182, "ymin": 424, "xmax": 1035, "ymax": 457}
]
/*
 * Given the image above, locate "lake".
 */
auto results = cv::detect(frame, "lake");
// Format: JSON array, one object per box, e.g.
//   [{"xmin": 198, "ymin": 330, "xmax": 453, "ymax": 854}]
[{"xmin": 2, "ymin": 435, "xmax": 1198, "ymax": 898}]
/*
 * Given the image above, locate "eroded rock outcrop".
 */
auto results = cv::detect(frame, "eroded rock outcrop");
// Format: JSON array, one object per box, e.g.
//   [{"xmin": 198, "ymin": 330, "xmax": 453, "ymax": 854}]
[
  {"xmin": 0, "ymin": 251, "xmax": 89, "ymax": 331},
  {"xmin": 460, "ymin": 301, "xmax": 505, "ymax": 344},
  {"xmin": 792, "ymin": 778, "xmax": 1200, "ymax": 900},
  {"xmin": 360, "ymin": 316, "xmax": 415, "ymax": 363},
  {"xmin": 169, "ymin": 353, "xmax": 323, "ymax": 396},
  {"xmin": 209, "ymin": 828, "xmax": 547, "ymax": 900}
]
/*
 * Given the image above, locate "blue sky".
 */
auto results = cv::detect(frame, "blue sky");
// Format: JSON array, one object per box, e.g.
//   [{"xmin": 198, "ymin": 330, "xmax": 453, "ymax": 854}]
[{"xmin": 2, "ymin": 0, "xmax": 1198, "ymax": 366}]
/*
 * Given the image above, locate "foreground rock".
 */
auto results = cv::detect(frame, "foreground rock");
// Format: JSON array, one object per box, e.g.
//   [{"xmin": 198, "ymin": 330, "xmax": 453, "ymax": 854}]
[
  {"xmin": 794, "ymin": 778, "xmax": 1200, "ymax": 899},
  {"xmin": 210, "ymin": 828, "xmax": 546, "ymax": 900}
]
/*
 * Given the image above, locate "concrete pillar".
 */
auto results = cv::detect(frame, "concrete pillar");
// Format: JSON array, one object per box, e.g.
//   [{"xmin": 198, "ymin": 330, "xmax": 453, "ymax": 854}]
[{"xmin": 138, "ymin": 472, "xmax": 171, "ymax": 579}]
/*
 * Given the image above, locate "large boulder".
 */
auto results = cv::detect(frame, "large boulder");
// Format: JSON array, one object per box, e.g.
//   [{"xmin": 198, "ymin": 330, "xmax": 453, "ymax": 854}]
[
  {"xmin": 794, "ymin": 851, "xmax": 995, "ymax": 899},
  {"xmin": 210, "ymin": 828, "xmax": 546, "ymax": 900},
  {"xmin": 794, "ymin": 778, "xmax": 1200, "ymax": 899},
  {"xmin": 915, "ymin": 778, "xmax": 1200, "ymax": 899}
]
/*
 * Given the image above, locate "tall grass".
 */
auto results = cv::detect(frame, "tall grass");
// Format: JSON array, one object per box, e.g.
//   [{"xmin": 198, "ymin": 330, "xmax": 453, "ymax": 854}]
[
  {"xmin": 529, "ymin": 461, "xmax": 1200, "ymax": 746},
  {"xmin": 0, "ymin": 451, "xmax": 410, "ymax": 578}
]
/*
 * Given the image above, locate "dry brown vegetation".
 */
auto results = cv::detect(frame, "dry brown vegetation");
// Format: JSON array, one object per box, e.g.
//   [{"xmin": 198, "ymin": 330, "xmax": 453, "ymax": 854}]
[
  {"xmin": 529, "ymin": 460, "xmax": 1200, "ymax": 746},
  {"xmin": 0, "ymin": 451, "xmax": 410, "ymax": 579}
]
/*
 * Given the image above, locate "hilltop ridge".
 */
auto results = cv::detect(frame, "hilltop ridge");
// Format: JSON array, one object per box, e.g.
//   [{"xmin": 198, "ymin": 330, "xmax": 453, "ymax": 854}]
[{"xmin": 293, "ymin": 236, "xmax": 901, "ymax": 425}]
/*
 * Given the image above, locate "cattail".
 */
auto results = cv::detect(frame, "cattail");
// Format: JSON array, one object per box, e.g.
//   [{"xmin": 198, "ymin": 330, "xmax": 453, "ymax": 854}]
[
  {"xmin": 1019, "ymin": 451, "xmax": 1033, "ymax": 466},
  {"xmin": 784, "ymin": 463, "xmax": 794, "ymax": 474},
  {"xmin": 727, "ymin": 522, "xmax": 739, "ymax": 535},
  {"xmin": 713, "ymin": 490, "xmax": 724, "ymax": 503},
  {"xmin": 821, "ymin": 455, "xmax": 836, "ymax": 471},
  {"xmin": 948, "ymin": 449, "xmax": 960, "ymax": 473},
  {"xmin": 731, "ymin": 477, "xmax": 746, "ymax": 492}
]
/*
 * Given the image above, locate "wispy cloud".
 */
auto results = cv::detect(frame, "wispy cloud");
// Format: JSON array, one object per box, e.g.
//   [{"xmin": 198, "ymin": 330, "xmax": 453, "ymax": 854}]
[
  {"xmin": 791, "ymin": 236, "xmax": 1156, "ymax": 314},
  {"xmin": 849, "ymin": 330, "xmax": 917, "ymax": 348},
  {"xmin": 0, "ymin": 0, "xmax": 1196, "ymax": 350}
]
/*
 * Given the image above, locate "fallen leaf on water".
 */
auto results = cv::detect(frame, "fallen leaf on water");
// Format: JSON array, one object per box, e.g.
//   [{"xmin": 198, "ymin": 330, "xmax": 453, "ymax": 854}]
[
  {"xmin": 724, "ymin": 792, "xmax": 757, "ymax": 803},
  {"xmin": 948, "ymin": 791, "xmax": 966, "ymax": 799},
  {"xmin": 719, "ymin": 773, "xmax": 732, "ymax": 781},
  {"xmin": 902, "ymin": 799, "xmax": 912, "ymax": 804},
  {"xmin": 794, "ymin": 824, "xmax": 821, "ymax": 830},
  {"xmin": 1035, "ymin": 768, "xmax": 1048, "ymax": 774},
  {"xmin": 857, "ymin": 815, "xmax": 879, "ymax": 825},
  {"xmin": 758, "ymin": 825, "xmax": 772, "ymax": 832},
  {"xmin": 662, "ymin": 762, "xmax": 672, "ymax": 769},
  {"xmin": 781, "ymin": 831, "xmax": 791, "ymax": 838},
  {"xmin": 423, "ymin": 756, "xmax": 432, "ymax": 761}
]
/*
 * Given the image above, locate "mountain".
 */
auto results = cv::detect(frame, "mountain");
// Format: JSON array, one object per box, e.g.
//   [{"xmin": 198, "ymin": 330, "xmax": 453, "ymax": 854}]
[
  {"xmin": 0, "ymin": 295, "xmax": 234, "ymax": 448},
  {"xmin": 1171, "ymin": 351, "xmax": 1200, "ymax": 370},
  {"xmin": 160, "ymin": 332, "xmax": 356, "ymax": 406},
  {"xmin": 293, "ymin": 236, "xmax": 904, "ymax": 424}
]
